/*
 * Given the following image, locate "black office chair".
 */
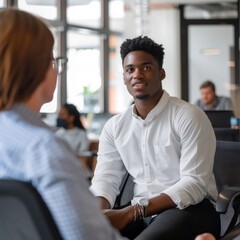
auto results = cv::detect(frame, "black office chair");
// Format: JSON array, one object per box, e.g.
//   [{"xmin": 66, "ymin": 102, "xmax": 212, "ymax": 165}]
[
  {"xmin": 213, "ymin": 141, "xmax": 240, "ymax": 239},
  {"xmin": 0, "ymin": 179, "xmax": 63, "ymax": 240}
]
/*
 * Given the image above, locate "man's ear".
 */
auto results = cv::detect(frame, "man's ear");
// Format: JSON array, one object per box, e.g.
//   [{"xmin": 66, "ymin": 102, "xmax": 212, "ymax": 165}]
[
  {"xmin": 123, "ymin": 73, "xmax": 126, "ymax": 85},
  {"xmin": 160, "ymin": 68, "xmax": 166, "ymax": 80}
]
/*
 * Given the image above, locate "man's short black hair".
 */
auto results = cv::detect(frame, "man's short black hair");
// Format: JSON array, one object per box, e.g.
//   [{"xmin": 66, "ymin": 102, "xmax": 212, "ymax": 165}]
[{"xmin": 120, "ymin": 36, "xmax": 165, "ymax": 68}]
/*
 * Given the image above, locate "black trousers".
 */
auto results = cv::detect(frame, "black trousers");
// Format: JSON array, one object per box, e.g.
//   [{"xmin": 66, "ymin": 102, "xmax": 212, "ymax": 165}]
[{"xmin": 120, "ymin": 199, "xmax": 220, "ymax": 240}]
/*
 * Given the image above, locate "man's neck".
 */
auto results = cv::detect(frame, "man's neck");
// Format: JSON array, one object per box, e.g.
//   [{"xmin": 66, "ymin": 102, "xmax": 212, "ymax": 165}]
[{"xmin": 134, "ymin": 91, "xmax": 163, "ymax": 119}]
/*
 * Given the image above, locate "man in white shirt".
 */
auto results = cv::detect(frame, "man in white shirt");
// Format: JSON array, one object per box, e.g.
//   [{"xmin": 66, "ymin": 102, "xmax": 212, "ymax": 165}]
[{"xmin": 90, "ymin": 36, "xmax": 220, "ymax": 240}]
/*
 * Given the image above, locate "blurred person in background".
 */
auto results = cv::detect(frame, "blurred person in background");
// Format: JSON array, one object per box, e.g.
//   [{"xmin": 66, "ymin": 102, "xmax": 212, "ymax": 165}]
[
  {"xmin": 56, "ymin": 103, "xmax": 89, "ymax": 154},
  {"xmin": 195, "ymin": 80, "xmax": 233, "ymax": 110},
  {"xmin": 56, "ymin": 103, "xmax": 91, "ymax": 178}
]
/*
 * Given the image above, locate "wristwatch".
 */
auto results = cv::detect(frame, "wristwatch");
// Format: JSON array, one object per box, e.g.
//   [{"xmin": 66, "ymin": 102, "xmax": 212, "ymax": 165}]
[
  {"xmin": 131, "ymin": 198, "xmax": 149, "ymax": 218},
  {"xmin": 139, "ymin": 199, "xmax": 149, "ymax": 218}
]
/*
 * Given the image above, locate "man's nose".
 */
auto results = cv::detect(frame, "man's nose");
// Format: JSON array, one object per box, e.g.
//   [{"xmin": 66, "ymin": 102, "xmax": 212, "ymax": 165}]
[{"xmin": 133, "ymin": 68, "xmax": 143, "ymax": 78}]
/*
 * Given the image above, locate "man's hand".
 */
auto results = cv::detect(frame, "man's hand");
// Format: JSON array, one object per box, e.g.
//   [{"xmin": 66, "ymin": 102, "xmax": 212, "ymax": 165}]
[{"xmin": 102, "ymin": 205, "xmax": 134, "ymax": 230}]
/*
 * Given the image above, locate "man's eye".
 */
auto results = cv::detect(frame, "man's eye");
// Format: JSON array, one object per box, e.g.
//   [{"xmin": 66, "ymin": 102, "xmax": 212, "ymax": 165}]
[
  {"xmin": 126, "ymin": 68, "xmax": 134, "ymax": 73},
  {"xmin": 143, "ymin": 65, "xmax": 151, "ymax": 71}
]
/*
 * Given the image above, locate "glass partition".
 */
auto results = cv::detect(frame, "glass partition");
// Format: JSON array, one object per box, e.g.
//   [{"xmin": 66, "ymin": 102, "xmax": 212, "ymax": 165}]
[{"xmin": 188, "ymin": 25, "xmax": 234, "ymax": 105}]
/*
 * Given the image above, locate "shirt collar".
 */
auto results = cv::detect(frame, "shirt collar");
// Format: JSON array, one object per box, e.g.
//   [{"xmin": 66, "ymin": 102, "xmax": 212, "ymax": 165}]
[
  {"xmin": 12, "ymin": 103, "xmax": 51, "ymax": 130},
  {"xmin": 132, "ymin": 90, "xmax": 170, "ymax": 123}
]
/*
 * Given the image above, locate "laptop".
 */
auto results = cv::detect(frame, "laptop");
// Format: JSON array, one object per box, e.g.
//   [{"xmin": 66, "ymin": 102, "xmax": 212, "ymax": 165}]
[{"xmin": 204, "ymin": 110, "xmax": 234, "ymax": 128}]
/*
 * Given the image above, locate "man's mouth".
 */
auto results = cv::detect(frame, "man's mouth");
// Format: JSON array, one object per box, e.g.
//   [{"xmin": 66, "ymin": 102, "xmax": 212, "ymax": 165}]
[{"xmin": 132, "ymin": 82, "xmax": 146, "ymax": 89}]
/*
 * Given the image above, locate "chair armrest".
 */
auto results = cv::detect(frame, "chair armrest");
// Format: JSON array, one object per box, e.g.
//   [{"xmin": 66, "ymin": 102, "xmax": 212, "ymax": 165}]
[{"xmin": 216, "ymin": 187, "xmax": 240, "ymax": 213}]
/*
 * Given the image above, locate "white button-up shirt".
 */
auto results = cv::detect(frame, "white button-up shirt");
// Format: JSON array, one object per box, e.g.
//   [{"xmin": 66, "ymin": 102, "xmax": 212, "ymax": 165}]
[{"xmin": 90, "ymin": 91, "xmax": 218, "ymax": 209}]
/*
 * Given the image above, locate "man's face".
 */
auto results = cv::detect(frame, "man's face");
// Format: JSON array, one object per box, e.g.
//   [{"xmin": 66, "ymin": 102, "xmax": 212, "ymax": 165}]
[
  {"xmin": 200, "ymin": 87, "xmax": 216, "ymax": 106},
  {"xmin": 123, "ymin": 50, "xmax": 165, "ymax": 101}
]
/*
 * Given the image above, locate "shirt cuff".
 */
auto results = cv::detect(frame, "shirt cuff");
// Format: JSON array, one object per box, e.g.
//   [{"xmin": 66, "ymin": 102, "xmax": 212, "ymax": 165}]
[
  {"xmin": 89, "ymin": 183, "xmax": 117, "ymax": 208},
  {"xmin": 162, "ymin": 188, "xmax": 194, "ymax": 210}
]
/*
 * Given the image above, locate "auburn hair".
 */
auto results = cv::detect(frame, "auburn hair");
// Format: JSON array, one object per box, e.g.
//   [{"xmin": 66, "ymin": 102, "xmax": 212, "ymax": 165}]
[{"xmin": 0, "ymin": 8, "xmax": 54, "ymax": 110}]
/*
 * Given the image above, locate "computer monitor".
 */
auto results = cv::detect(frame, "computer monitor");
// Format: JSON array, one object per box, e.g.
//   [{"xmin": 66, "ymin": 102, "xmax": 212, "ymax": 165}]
[{"xmin": 204, "ymin": 110, "xmax": 234, "ymax": 128}]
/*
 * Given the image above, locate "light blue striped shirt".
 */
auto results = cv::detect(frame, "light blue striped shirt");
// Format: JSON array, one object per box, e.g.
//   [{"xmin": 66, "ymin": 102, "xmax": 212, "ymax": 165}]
[{"xmin": 0, "ymin": 104, "xmax": 124, "ymax": 240}]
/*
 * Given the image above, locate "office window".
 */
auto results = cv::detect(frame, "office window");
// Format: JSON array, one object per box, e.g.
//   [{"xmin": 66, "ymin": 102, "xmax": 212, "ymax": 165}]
[
  {"xmin": 18, "ymin": 0, "xmax": 58, "ymax": 20},
  {"xmin": 67, "ymin": 31, "xmax": 102, "ymax": 113},
  {"xmin": 9, "ymin": 0, "xmax": 124, "ymax": 115},
  {"xmin": 109, "ymin": 0, "xmax": 124, "ymax": 31},
  {"xmin": 40, "ymin": 27, "xmax": 60, "ymax": 113},
  {"xmin": 0, "ymin": 0, "xmax": 5, "ymax": 7},
  {"xmin": 67, "ymin": 0, "xmax": 101, "ymax": 28},
  {"xmin": 109, "ymin": 35, "xmax": 132, "ymax": 113}
]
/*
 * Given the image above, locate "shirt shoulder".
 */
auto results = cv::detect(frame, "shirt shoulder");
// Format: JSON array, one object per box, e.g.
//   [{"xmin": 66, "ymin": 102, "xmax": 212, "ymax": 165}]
[
  {"xmin": 0, "ymin": 110, "xmax": 82, "ymax": 180},
  {"xmin": 168, "ymin": 96, "xmax": 202, "ymax": 115},
  {"xmin": 167, "ymin": 96, "xmax": 211, "ymax": 131},
  {"xmin": 104, "ymin": 107, "xmax": 132, "ymax": 129}
]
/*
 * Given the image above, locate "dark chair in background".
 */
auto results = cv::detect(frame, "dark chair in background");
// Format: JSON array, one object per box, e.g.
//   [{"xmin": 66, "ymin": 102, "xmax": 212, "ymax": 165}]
[
  {"xmin": 214, "ymin": 141, "xmax": 240, "ymax": 239},
  {"xmin": 114, "ymin": 141, "xmax": 240, "ymax": 239},
  {"xmin": 213, "ymin": 141, "xmax": 240, "ymax": 193},
  {"xmin": 0, "ymin": 180, "xmax": 62, "ymax": 240}
]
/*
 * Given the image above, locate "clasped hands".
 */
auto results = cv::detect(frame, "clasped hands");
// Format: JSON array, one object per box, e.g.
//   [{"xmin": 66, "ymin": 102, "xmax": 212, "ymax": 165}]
[{"xmin": 102, "ymin": 205, "xmax": 134, "ymax": 230}]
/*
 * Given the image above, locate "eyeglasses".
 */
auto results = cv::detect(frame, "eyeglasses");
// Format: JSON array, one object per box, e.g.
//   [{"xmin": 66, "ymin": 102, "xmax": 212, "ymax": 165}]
[{"xmin": 52, "ymin": 57, "xmax": 68, "ymax": 75}]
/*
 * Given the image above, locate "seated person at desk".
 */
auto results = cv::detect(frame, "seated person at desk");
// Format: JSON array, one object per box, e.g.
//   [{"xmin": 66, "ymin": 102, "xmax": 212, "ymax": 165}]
[
  {"xmin": 195, "ymin": 80, "xmax": 233, "ymax": 110},
  {"xmin": 90, "ymin": 36, "xmax": 220, "ymax": 240},
  {"xmin": 56, "ymin": 103, "xmax": 89, "ymax": 154},
  {"xmin": 55, "ymin": 103, "xmax": 91, "ymax": 177},
  {"xmin": 0, "ymin": 8, "xmax": 124, "ymax": 240}
]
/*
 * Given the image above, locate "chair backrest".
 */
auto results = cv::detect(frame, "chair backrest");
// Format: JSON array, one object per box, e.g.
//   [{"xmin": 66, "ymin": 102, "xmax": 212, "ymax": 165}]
[
  {"xmin": 213, "ymin": 141, "xmax": 240, "ymax": 193},
  {"xmin": 114, "ymin": 173, "xmax": 134, "ymax": 208},
  {"xmin": 213, "ymin": 141, "xmax": 240, "ymax": 237},
  {"xmin": 0, "ymin": 179, "xmax": 62, "ymax": 240}
]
